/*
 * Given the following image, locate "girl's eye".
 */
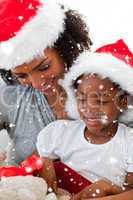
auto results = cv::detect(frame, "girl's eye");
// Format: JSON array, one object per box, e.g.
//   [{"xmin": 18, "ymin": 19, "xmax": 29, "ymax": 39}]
[
  {"xmin": 78, "ymin": 98, "xmax": 86, "ymax": 102},
  {"xmin": 100, "ymin": 101, "xmax": 109, "ymax": 104},
  {"xmin": 94, "ymin": 99, "xmax": 109, "ymax": 104}
]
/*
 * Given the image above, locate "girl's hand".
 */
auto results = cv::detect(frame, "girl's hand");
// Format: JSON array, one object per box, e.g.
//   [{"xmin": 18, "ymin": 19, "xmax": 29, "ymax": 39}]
[
  {"xmin": 71, "ymin": 180, "xmax": 122, "ymax": 200},
  {"xmin": 0, "ymin": 152, "xmax": 6, "ymax": 162},
  {"xmin": 57, "ymin": 188, "xmax": 71, "ymax": 200}
]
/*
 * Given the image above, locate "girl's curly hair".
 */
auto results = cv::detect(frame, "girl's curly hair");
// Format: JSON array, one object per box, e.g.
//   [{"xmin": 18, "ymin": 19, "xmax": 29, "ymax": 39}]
[{"xmin": 0, "ymin": 8, "xmax": 92, "ymax": 85}]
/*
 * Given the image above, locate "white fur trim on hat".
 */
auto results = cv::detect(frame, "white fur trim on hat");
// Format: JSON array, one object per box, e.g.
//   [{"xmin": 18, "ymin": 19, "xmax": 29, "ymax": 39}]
[
  {"xmin": 60, "ymin": 51, "xmax": 133, "ymax": 122},
  {"xmin": 0, "ymin": 0, "xmax": 66, "ymax": 69}
]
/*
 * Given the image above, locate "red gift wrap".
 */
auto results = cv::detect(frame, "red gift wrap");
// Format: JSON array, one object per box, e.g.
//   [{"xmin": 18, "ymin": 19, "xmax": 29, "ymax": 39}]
[
  {"xmin": 0, "ymin": 155, "xmax": 91, "ymax": 194},
  {"xmin": 54, "ymin": 162, "xmax": 91, "ymax": 194}
]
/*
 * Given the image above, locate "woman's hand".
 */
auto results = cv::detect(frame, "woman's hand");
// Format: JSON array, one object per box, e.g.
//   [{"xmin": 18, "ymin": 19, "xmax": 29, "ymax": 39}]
[{"xmin": 37, "ymin": 157, "xmax": 58, "ymax": 193}]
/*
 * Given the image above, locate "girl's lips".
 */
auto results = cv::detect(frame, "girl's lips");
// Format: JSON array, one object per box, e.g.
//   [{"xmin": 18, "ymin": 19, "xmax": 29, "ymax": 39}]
[
  {"xmin": 82, "ymin": 113, "xmax": 106, "ymax": 120},
  {"xmin": 84, "ymin": 118, "xmax": 100, "ymax": 122},
  {"xmin": 83, "ymin": 117, "xmax": 101, "ymax": 126}
]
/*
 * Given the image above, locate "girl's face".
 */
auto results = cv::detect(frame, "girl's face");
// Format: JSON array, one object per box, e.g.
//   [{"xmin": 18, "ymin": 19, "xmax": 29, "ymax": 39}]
[
  {"xmin": 11, "ymin": 48, "xmax": 66, "ymax": 95},
  {"xmin": 75, "ymin": 74, "xmax": 125, "ymax": 133}
]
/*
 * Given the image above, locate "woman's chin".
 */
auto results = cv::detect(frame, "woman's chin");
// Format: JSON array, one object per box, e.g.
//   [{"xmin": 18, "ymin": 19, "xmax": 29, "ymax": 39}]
[{"xmin": 38, "ymin": 86, "xmax": 55, "ymax": 95}]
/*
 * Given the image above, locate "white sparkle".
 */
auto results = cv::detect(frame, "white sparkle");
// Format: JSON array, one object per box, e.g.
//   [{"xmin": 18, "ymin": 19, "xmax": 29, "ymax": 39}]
[
  {"xmin": 28, "ymin": 3, "xmax": 34, "ymax": 9},
  {"xmin": 92, "ymin": 193, "xmax": 96, "ymax": 197},
  {"xmin": 100, "ymin": 115, "xmax": 109, "ymax": 125},
  {"xmin": 64, "ymin": 168, "xmax": 68, "ymax": 172},
  {"xmin": 99, "ymin": 84, "xmax": 104, "ymax": 90},
  {"xmin": 96, "ymin": 189, "xmax": 101, "ymax": 194},
  {"xmin": 110, "ymin": 87, "xmax": 114, "ymax": 91},
  {"xmin": 9, "ymin": 123, "xmax": 16, "ymax": 128},
  {"xmin": 48, "ymin": 187, "xmax": 53, "ymax": 193},
  {"xmin": 77, "ymin": 79, "xmax": 82, "ymax": 84},
  {"xmin": 25, "ymin": 167, "xmax": 33, "ymax": 173},
  {"xmin": 18, "ymin": 16, "xmax": 24, "ymax": 20},
  {"xmin": 110, "ymin": 157, "xmax": 118, "ymax": 164}
]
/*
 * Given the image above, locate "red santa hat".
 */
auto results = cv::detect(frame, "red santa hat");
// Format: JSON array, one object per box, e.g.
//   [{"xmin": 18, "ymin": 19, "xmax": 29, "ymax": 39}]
[
  {"xmin": 0, "ymin": 0, "xmax": 66, "ymax": 69},
  {"xmin": 61, "ymin": 39, "xmax": 133, "ymax": 124}
]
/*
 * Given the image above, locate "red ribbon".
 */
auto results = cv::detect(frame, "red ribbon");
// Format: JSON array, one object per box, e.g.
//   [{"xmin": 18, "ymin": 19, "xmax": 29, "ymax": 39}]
[{"xmin": 0, "ymin": 155, "xmax": 43, "ymax": 179}]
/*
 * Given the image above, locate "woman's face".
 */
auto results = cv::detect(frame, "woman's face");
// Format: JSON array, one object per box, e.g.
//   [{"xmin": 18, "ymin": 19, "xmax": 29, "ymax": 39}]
[{"xmin": 11, "ymin": 48, "xmax": 66, "ymax": 95}]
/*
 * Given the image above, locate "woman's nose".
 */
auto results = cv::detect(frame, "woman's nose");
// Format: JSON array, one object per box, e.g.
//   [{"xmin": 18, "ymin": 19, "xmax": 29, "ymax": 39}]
[
  {"xmin": 21, "ymin": 77, "xmax": 31, "ymax": 87},
  {"xmin": 20, "ymin": 76, "xmax": 35, "ymax": 88},
  {"xmin": 28, "ymin": 74, "xmax": 40, "ymax": 89},
  {"xmin": 21, "ymin": 74, "xmax": 43, "ymax": 89}
]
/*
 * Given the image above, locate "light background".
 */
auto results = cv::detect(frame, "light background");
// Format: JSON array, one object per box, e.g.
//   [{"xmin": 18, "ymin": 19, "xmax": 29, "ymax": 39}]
[
  {"xmin": 0, "ymin": 0, "xmax": 133, "ymax": 153},
  {"xmin": 58, "ymin": 0, "xmax": 133, "ymax": 50}
]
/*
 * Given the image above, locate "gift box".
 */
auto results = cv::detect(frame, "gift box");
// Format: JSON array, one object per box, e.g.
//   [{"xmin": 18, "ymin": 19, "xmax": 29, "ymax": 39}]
[
  {"xmin": 21, "ymin": 155, "xmax": 92, "ymax": 194},
  {"xmin": 0, "ymin": 155, "xmax": 91, "ymax": 194},
  {"xmin": 54, "ymin": 161, "xmax": 91, "ymax": 194}
]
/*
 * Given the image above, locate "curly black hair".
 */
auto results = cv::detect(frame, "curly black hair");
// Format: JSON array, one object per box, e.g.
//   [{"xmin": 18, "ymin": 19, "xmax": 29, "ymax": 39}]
[
  {"xmin": 0, "ymin": 8, "xmax": 92, "ymax": 85},
  {"xmin": 0, "ymin": 69, "xmax": 19, "ymax": 85},
  {"xmin": 54, "ymin": 7, "xmax": 92, "ymax": 68}
]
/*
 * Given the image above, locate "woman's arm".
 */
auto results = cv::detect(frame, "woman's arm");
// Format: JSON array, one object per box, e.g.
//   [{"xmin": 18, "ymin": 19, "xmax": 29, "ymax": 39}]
[{"xmin": 38, "ymin": 157, "xmax": 58, "ymax": 193}]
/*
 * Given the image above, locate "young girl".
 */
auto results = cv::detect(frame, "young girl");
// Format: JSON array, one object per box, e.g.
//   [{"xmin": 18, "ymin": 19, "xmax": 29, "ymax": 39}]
[{"xmin": 36, "ymin": 39, "xmax": 133, "ymax": 199}]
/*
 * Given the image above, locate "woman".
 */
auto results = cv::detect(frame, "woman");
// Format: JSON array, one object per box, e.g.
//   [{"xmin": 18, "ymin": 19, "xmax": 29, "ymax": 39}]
[{"xmin": 0, "ymin": 0, "xmax": 92, "ymax": 163}]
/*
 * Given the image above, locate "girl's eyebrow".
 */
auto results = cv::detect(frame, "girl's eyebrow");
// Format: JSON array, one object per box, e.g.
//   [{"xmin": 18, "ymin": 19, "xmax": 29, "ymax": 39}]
[{"xmin": 77, "ymin": 91, "xmax": 87, "ymax": 97}]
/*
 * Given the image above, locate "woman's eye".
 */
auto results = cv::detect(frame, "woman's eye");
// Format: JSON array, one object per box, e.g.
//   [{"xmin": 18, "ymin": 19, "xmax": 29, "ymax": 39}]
[
  {"xmin": 16, "ymin": 75, "xmax": 27, "ymax": 79},
  {"xmin": 38, "ymin": 63, "xmax": 51, "ymax": 71}
]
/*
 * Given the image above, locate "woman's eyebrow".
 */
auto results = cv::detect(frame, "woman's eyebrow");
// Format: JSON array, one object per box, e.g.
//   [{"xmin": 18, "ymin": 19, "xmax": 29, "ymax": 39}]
[
  {"xmin": 13, "ymin": 72, "xmax": 27, "ymax": 76},
  {"xmin": 13, "ymin": 58, "xmax": 49, "ymax": 75},
  {"xmin": 33, "ymin": 57, "xmax": 48, "ymax": 71}
]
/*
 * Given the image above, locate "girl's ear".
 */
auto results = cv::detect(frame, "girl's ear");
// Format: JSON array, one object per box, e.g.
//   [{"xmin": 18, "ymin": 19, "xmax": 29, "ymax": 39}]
[
  {"xmin": 117, "ymin": 94, "xmax": 128, "ymax": 111},
  {"xmin": 126, "ymin": 94, "xmax": 133, "ymax": 109}
]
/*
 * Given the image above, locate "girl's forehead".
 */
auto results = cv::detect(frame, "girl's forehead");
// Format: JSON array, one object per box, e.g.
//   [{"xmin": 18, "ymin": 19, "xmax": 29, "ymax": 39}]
[{"xmin": 76, "ymin": 74, "xmax": 118, "ymax": 95}]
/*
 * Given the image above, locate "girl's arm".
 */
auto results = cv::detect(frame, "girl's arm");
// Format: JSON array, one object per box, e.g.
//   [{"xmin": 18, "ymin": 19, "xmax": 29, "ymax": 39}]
[
  {"xmin": 87, "ymin": 190, "xmax": 133, "ymax": 200},
  {"xmin": 124, "ymin": 172, "xmax": 133, "ymax": 188},
  {"xmin": 71, "ymin": 179, "xmax": 127, "ymax": 200}
]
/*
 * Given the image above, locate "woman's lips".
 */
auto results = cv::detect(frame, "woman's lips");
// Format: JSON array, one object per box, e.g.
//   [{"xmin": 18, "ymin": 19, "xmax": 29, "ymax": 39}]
[{"xmin": 39, "ymin": 82, "xmax": 52, "ymax": 92}]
